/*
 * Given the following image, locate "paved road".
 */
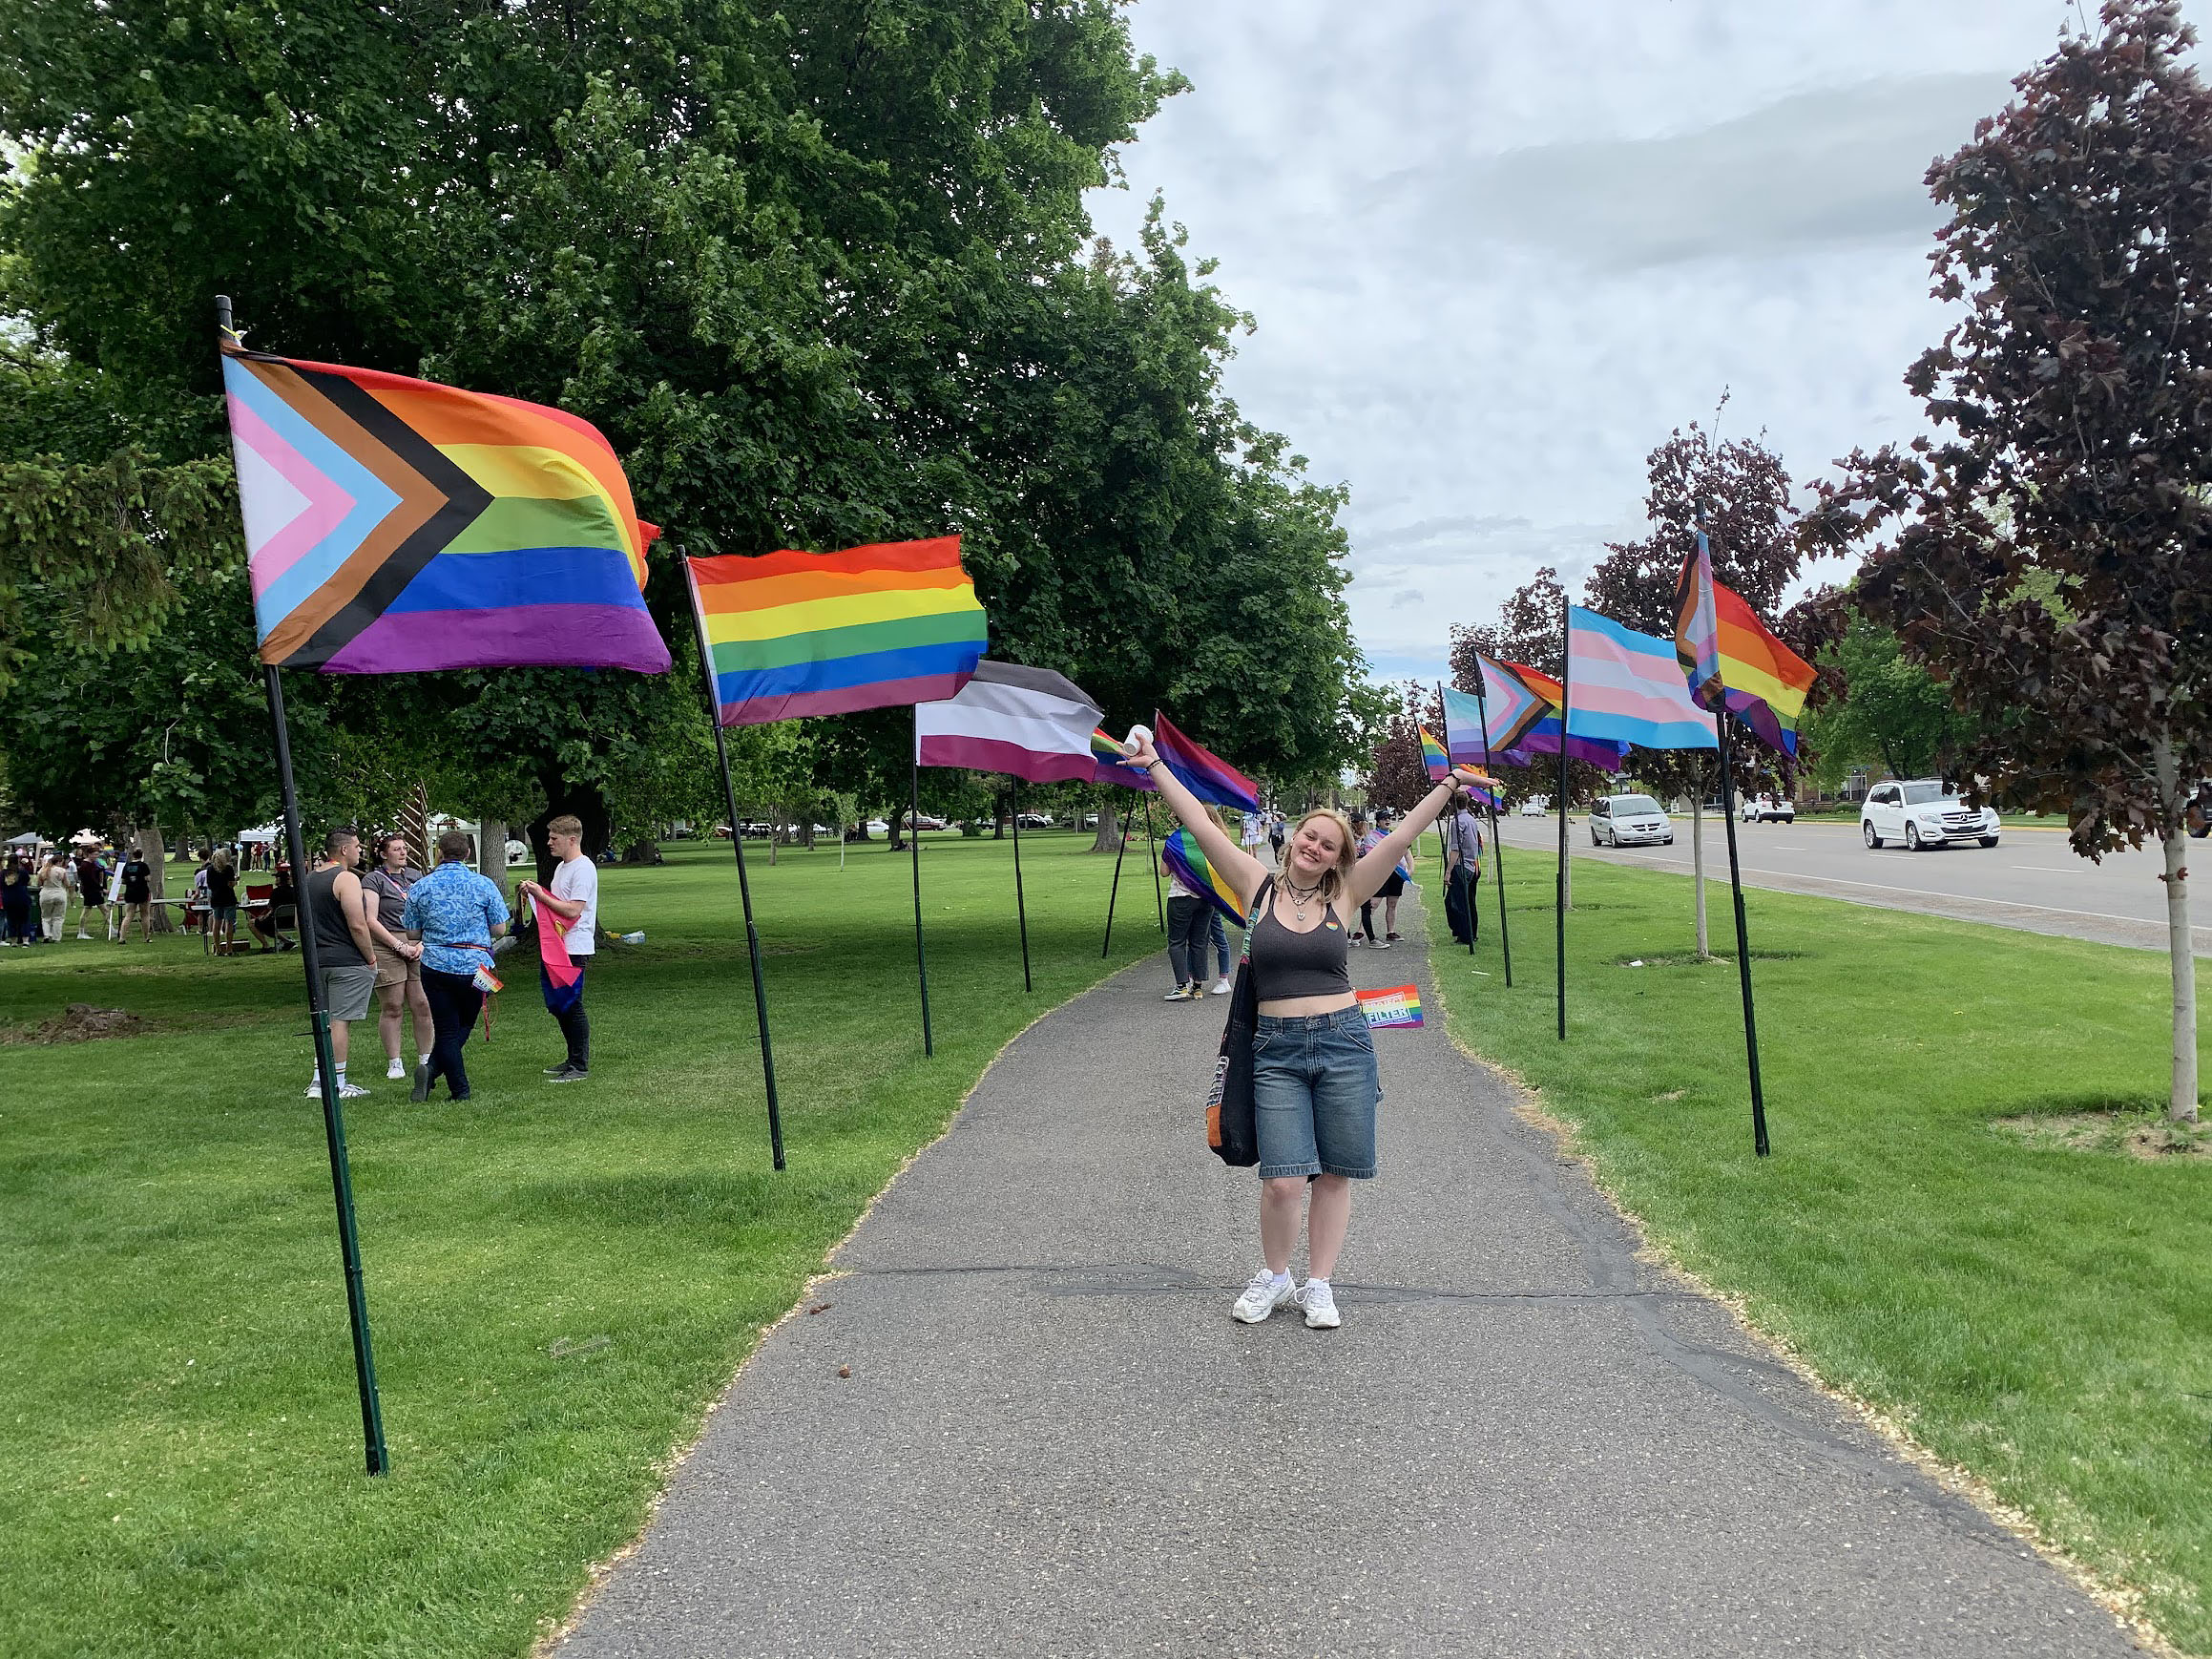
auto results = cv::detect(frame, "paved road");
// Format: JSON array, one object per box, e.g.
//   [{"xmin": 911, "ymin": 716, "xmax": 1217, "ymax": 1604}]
[
  {"xmin": 556, "ymin": 892, "xmax": 2137, "ymax": 1658},
  {"xmin": 1495, "ymin": 811, "xmax": 2212, "ymax": 956}
]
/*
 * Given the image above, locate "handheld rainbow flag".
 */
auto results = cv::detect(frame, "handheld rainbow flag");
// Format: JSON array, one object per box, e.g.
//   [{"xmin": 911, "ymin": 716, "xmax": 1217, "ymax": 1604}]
[
  {"xmin": 1460, "ymin": 771, "xmax": 1503, "ymax": 810},
  {"xmin": 1355, "ymin": 984, "xmax": 1424, "ymax": 1028},
  {"xmin": 1674, "ymin": 529, "xmax": 1818, "ymax": 754},
  {"xmin": 219, "ymin": 335, "xmax": 670, "ymax": 673},
  {"xmin": 1162, "ymin": 828, "xmax": 1246, "ymax": 925},
  {"xmin": 1419, "ymin": 724, "xmax": 1450, "ymax": 782},
  {"xmin": 1152, "ymin": 711, "xmax": 1261, "ymax": 811},
  {"xmin": 686, "ymin": 536, "xmax": 987, "ymax": 726},
  {"xmin": 1092, "ymin": 726, "xmax": 1158, "ymax": 789}
]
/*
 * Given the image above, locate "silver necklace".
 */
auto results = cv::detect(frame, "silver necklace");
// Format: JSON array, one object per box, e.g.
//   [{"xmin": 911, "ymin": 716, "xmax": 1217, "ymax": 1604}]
[{"xmin": 1281, "ymin": 877, "xmax": 1324, "ymax": 925}]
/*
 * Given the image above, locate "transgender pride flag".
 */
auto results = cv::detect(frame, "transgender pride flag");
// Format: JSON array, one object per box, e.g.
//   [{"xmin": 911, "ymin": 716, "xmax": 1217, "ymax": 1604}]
[{"xmin": 1564, "ymin": 606, "xmax": 1718, "ymax": 752}]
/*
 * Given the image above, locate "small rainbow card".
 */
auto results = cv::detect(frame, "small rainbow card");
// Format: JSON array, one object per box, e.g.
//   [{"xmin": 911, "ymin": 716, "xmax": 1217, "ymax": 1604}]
[{"xmin": 1356, "ymin": 984, "xmax": 1423, "ymax": 1028}]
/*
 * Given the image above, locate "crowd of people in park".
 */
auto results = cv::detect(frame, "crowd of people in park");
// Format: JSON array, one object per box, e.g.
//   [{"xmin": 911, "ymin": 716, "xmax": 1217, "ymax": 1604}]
[{"xmin": 1, "ymin": 840, "xmax": 155, "ymax": 945}]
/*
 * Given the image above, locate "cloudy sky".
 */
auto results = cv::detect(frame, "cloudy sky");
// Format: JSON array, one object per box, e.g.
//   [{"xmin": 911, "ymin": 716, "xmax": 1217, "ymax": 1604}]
[{"xmin": 1082, "ymin": 1, "xmax": 2107, "ymax": 689}]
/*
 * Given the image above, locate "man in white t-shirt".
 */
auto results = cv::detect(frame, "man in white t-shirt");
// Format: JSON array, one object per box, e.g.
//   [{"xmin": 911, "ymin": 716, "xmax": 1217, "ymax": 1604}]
[{"xmin": 518, "ymin": 813, "xmax": 599, "ymax": 1082}]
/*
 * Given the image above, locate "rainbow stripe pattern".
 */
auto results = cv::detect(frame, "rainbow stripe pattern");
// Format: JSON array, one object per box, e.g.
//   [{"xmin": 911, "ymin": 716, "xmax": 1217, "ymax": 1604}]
[
  {"xmin": 1355, "ymin": 984, "xmax": 1424, "ymax": 1028},
  {"xmin": 1675, "ymin": 528, "xmax": 1818, "ymax": 754},
  {"xmin": 1092, "ymin": 727, "xmax": 1157, "ymax": 789},
  {"xmin": 686, "ymin": 536, "xmax": 987, "ymax": 726},
  {"xmin": 1419, "ymin": 724, "xmax": 1450, "ymax": 781},
  {"xmin": 1153, "ymin": 711, "xmax": 1261, "ymax": 811},
  {"xmin": 219, "ymin": 336, "xmax": 668, "ymax": 673},
  {"xmin": 1163, "ymin": 828, "xmax": 1246, "ymax": 925}
]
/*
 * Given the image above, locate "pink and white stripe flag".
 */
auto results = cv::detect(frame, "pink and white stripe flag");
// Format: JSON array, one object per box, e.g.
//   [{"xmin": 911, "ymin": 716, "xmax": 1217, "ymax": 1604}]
[{"xmin": 1564, "ymin": 605, "xmax": 1719, "ymax": 752}]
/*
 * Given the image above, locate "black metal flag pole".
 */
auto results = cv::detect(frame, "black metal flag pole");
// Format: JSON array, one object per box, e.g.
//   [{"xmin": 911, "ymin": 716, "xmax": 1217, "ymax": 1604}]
[
  {"xmin": 1433, "ymin": 682, "xmax": 1470, "ymax": 960},
  {"xmin": 225, "ymin": 296, "xmax": 388, "ymax": 1478},
  {"xmin": 1141, "ymin": 795, "xmax": 1165, "ymax": 932},
  {"xmin": 1555, "ymin": 595, "xmax": 1571, "ymax": 1041},
  {"xmin": 1011, "ymin": 783, "xmax": 1033, "ymax": 992},
  {"xmin": 682, "ymin": 554, "xmax": 785, "ymax": 1171},
  {"xmin": 910, "ymin": 753, "xmax": 934, "ymax": 1057},
  {"xmin": 1472, "ymin": 676, "xmax": 1513, "ymax": 986},
  {"xmin": 1714, "ymin": 715, "xmax": 1772, "ymax": 1156},
  {"xmin": 1101, "ymin": 792, "xmax": 1132, "ymax": 958}
]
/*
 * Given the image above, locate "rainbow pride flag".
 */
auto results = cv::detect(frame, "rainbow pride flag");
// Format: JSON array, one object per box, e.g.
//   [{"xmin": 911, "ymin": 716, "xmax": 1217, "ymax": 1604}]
[
  {"xmin": 1419, "ymin": 724, "xmax": 1450, "ymax": 781},
  {"xmin": 1162, "ymin": 828, "xmax": 1246, "ymax": 925},
  {"xmin": 1674, "ymin": 528, "xmax": 1818, "ymax": 754},
  {"xmin": 1461, "ymin": 771, "xmax": 1504, "ymax": 810},
  {"xmin": 1092, "ymin": 727, "xmax": 1157, "ymax": 789},
  {"xmin": 686, "ymin": 536, "xmax": 987, "ymax": 726},
  {"xmin": 1153, "ymin": 711, "xmax": 1261, "ymax": 811},
  {"xmin": 220, "ymin": 336, "xmax": 670, "ymax": 673}
]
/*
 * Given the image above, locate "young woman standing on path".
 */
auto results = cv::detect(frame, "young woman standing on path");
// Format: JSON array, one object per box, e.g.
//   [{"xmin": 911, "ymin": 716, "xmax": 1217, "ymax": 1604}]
[{"xmin": 1124, "ymin": 732, "xmax": 1481, "ymax": 1330}]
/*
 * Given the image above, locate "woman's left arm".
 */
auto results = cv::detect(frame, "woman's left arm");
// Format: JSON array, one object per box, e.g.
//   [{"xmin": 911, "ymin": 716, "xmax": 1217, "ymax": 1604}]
[{"xmin": 1346, "ymin": 772, "xmax": 1477, "ymax": 905}]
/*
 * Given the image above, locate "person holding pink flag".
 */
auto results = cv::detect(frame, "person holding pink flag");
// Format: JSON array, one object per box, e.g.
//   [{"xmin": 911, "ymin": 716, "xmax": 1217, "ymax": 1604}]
[{"xmin": 517, "ymin": 813, "xmax": 597, "ymax": 1083}]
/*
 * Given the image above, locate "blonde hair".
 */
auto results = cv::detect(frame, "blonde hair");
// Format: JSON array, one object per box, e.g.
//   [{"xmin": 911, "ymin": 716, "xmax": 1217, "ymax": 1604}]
[
  {"xmin": 1282, "ymin": 808, "xmax": 1357, "ymax": 902},
  {"xmin": 211, "ymin": 848, "xmax": 233, "ymax": 875}
]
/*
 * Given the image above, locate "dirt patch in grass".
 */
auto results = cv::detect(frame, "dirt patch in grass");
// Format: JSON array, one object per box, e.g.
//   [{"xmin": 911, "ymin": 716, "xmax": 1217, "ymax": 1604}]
[
  {"xmin": 1994, "ymin": 1108, "xmax": 2212, "ymax": 1162},
  {"xmin": 2, "ymin": 1004, "xmax": 151, "ymax": 1044}
]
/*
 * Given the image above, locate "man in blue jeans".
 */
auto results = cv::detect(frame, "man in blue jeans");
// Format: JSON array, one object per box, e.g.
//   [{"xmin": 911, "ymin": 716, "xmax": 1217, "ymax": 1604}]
[{"xmin": 402, "ymin": 830, "xmax": 510, "ymax": 1102}]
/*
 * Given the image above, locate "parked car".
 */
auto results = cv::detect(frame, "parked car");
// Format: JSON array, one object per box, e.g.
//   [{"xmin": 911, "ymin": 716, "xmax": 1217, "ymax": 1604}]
[
  {"xmin": 912, "ymin": 813, "xmax": 948, "ymax": 831},
  {"xmin": 1590, "ymin": 793, "xmax": 1674, "ymax": 848},
  {"xmin": 1740, "ymin": 793, "xmax": 1795, "ymax": 824},
  {"xmin": 1861, "ymin": 780, "xmax": 1998, "ymax": 850},
  {"xmin": 1518, "ymin": 797, "xmax": 1549, "ymax": 817},
  {"xmin": 865, "ymin": 818, "xmax": 889, "ymax": 836},
  {"xmin": 1015, "ymin": 812, "xmax": 1054, "ymax": 830}
]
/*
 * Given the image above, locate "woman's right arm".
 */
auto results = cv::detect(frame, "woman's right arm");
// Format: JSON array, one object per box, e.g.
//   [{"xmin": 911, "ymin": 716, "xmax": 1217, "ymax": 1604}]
[{"xmin": 1121, "ymin": 732, "xmax": 1269, "ymax": 906}]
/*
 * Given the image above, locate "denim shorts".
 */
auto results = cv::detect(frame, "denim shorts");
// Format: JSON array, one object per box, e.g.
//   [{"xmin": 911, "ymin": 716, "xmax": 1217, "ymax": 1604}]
[{"xmin": 1252, "ymin": 1006, "xmax": 1381, "ymax": 1180}]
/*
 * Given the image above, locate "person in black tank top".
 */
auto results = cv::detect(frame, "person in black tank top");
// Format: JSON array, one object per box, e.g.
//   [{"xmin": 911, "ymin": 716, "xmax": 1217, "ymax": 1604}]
[
  {"xmin": 1123, "ymin": 728, "xmax": 1486, "ymax": 1331},
  {"xmin": 303, "ymin": 830, "xmax": 381, "ymax": 1100}
]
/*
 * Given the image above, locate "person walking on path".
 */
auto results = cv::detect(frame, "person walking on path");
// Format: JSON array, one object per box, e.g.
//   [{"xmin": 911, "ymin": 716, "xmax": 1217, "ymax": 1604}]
[
  {"xmin": 1205, "ymin": 909, "xmax": 1236, "ymax": 996},
  {"xmin": 515, "ymin": 813, "xmax": 597, "ymax": 1082},
  {"xmin": 1240, "ymin": 808, "xmax": 1265, "ymax": 862},
  {"xmin": 303, "ymin": 830, "xmax": 381, "ymax": 1099},
  {"xmin": 1125, "ymin": 729, "xmax": 1481, "ymax": 1330},
  {"xmin": 362, "ymin": 833, "xmax": 430, "ymax": 1081},
  {"xmin": 72, "ymin": 846, "xmax": 106, "ymax": 939},
  {"xmin": 403, "ymin": 830, "xmax": 510, "ymax": 1103},
  {"xmin": 1160, "ymin": 836, "xmax": 1211, "ymax": 1002},
  {"xmin": 36, "ymin": 852, "xmax": 73, "ymax": 941},
  {"xmin": 205, "ymin": 848, "xmax": 240, "ymax": 956},
  {"xmin": 114, "ymin": 846, "xmax": 154, "ymax": 944},
  {"xmin": 1267, "ymin": 810, "xmax": 1286, "ymax": 866},
  {"xmin": 1348, "ymin": 812, "xmax": 1386, "ymax": 949},
  {"xmin": 1442, "ymin": 792, "xmax": 1485, "ymax": 947}
]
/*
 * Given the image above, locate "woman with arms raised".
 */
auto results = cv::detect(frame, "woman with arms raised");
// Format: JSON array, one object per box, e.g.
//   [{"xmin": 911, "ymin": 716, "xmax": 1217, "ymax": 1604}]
[{"xmin": 1124, "ymin": 732, "xmax": 1483, "ymax": 1331}]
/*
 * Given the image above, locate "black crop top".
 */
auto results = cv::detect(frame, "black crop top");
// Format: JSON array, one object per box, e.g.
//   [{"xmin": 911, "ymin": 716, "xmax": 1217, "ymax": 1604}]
[{"xmin": 1249, "ymin": 884, "xmax": 1352, "ymax": 1000}]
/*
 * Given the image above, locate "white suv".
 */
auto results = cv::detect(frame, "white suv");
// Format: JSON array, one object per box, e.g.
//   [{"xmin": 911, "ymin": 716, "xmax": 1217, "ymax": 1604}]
[
  {"xmin": 1591, "ymin": 793, "xmax": 1674, "ymax": 847},
  {"xmin": 1861, "ymin": 780, "xmax": 1999, "ymax": 850}
]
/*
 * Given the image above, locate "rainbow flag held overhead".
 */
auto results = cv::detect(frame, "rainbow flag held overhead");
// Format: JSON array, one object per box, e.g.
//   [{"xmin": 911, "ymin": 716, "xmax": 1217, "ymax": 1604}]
[
  {"xmin": 1355, "ymin": 984, "xmax": 1424, "ymax": 1028},
  {"xmin": 1153, "ymin": 711, "xmax": 1261, "ymax": 811},
  {"xmin": 1460, "ymin": 771, "xmax": 1504, "ymax": 810},
  {"xmin": 1162, "ymin": 828, "xmax": 1246, "ymax": 926},
  {"xmin": 1092, "ymin": 726, "xmax": 1157, "ymax": 790},
  {"xmin": 220, "ymin": 335, "xmax": 669, "ymax": 673},
  {"xmin": 686, "ymin": 536, "xmax": 987, "ymax": 726},
  {"xmin": 1674, "ymin": 529, "xmax": 1818, "ymax": 754},
  {"xmin": 1419, "ymin": 724, "xmax": 1450, "ymax": 782}
]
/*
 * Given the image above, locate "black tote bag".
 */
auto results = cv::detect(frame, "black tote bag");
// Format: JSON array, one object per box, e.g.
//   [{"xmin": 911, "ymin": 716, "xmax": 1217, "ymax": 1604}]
[{"xmin": 1205, "ymin": 876, "xmax": 1272, "ymax": 1166}]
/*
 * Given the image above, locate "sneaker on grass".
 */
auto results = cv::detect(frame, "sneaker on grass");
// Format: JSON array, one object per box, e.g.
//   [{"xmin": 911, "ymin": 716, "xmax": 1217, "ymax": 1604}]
[
  {"xmin": 336, "ymin": 1082, "xmax": 370, "ymax": 1100},
  {"xmin": 409, "ymin": 1060, "xmax": 431, "ymax": 1103},
  {"xmin": 1300, "ymin": 1278, "xmax": 1341, "ymax": 1329},
  {"xmin": 1232, "ymin": 1269, "xmax": 1298, "ymax": 1324},
  {"xmin": 543, "ymin": 1060, "xmax": 574, "ymax": 1076},
  {"xmin": 545, "ymin": 1063, "xmax": 590, "ymax": 1083},
  {"xmin": 386, "ymin": 1058, "xmax": 407, "ymax": 1081}
]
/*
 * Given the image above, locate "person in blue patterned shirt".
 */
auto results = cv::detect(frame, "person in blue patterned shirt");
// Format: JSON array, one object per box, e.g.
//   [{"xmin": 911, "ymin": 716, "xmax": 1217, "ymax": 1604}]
[{"xmin": 401, "ymin": 830, "xmax": 510, "ymax": 1102}]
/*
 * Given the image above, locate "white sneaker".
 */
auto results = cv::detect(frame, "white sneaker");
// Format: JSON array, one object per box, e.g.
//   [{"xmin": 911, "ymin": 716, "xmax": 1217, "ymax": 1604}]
[
  {"xmin": 1210, "ymin": 976, "xmax": 1232, "ymax": 996},
  {"xmin": 1232, "ymin": 1269, "xmax": 1298, "ymax": 1324},
  {"xmin": 336, "ymin": 1082, "xmax": 370, "ymax": 1099},
  {"xmin": 1301, "ymin": 1279, "xmax": 1342, "ymax": 1329},
  {"xmin": 304, "ymin": 1078, "xmax": 323, "ymax": 1098},
  {"xmin": 386, "ymin": 1058, "xmax": 407, "ymax": 1081}
]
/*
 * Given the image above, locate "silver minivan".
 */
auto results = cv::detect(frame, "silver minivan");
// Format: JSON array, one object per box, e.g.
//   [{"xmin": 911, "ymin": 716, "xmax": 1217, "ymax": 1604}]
[{"xmin": 1590, "ymin": 793, "xmax": 1674, "ymax": 848}]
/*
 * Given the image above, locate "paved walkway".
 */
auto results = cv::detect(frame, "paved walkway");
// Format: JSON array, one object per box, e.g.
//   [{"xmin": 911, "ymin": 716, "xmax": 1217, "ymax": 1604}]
[{"xmin": 558, "ymin": 889, "xmax": 2140, "ymax": 1657}]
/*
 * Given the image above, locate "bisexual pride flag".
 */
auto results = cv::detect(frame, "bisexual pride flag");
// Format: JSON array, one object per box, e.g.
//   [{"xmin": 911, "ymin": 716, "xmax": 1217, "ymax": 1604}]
[{"xmin": 220, "ymin": 334, "xmax": 669, "ymax": 673}]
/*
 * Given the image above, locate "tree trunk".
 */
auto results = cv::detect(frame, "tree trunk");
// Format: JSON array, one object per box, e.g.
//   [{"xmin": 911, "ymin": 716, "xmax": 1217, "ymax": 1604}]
[
  {"xmin": 1090, "ymin": 800, "xmax": 1122, "ymax": 853},
  {"xmin": 993, "ymin": 791, "xmax": 1006, "ymax": 840},
  {"xmin": 2155, "ymin": 734, "xmax": 2199, "ymax": 1123},
  {"xmin": 529, "ymin": 778, "xmax": 610, "ymax": 886},
  {"xmin": 478, "ymin": 818, "xmax": 508, "ymax": 888},
  {"xmin": 1691, "ymin": 797, "xmax": 1709, "ymax": 958},
  {"xmin": 140, "ymin": 820, "xmax": 174, "ymax": 934}
]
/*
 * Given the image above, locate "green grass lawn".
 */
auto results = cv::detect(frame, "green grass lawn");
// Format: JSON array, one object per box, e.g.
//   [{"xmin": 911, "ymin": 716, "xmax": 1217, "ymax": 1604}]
[
  {"xmin": 0, "ymin": 831, "xmax": 1171, "ymax": 1659},
  {"xmin": 1432, "ymin": 849, "xmax": 2212, "ymax": 1651}
]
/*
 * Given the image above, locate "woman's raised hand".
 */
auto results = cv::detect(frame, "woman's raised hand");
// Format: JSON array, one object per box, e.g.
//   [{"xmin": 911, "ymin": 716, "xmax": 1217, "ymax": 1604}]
[{"xmin": 1123, "ymin": 730, "xmax": 1160, "ymax": 769}]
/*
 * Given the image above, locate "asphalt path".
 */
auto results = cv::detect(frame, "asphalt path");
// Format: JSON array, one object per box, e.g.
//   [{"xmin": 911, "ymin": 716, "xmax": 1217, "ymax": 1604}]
[
  {"xmin": 555, "ymin": 891, "xmax": 2137, "ymax": 1657},
  {"xmin": 1496, "ymin": 811, "xmax": 2212, "ymax": 956}
]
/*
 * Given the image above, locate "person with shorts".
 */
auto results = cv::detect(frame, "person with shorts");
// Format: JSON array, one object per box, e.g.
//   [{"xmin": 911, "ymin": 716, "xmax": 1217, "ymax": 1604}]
[
  {"xmin": 362, "ymin": 833, "xmax": 430, "ymax": 1081},
  {"xmin": 515, "ymin": 814, "xmax": 597, "ymax": 1082},
  {"xmin": 1126, "ymin": 728, "xmax": 1482, "ymax": 1332},
  {"xmin": 73, "ymin": 848, "xmax": 106, "ymax": 939},
  {"xmin": 402, "ymin": 830, "xmax": 510, "ymax": 1103},
  {"xmin": 205, "ymin": 848, "xmax": 241, "ymax": 955},
  {"xmin": 303, "ymin": 830, "xmax": 380, "ymax": 1099},
  {"xmin": 115, "ymin": 847, "xmax": 154, "ymax": 943}
]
